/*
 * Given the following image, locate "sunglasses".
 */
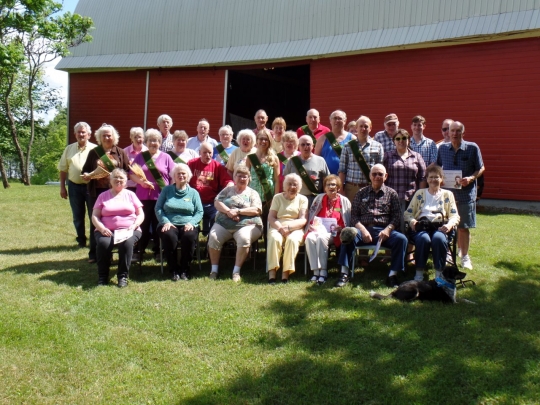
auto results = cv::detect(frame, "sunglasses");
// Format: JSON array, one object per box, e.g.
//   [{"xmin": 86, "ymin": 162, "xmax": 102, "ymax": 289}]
[
  {"xmin": 442, "ymin": 127, "xmax": 449, "ymax": 132},
  {"xmin": 394, "ymin": 136, "xmax": 408, "ymax": 142},
  {"xmin": 371, "ymin": 172, "xmax": 385, "ymax": 177},
  {"xmin": 300, "ymin": 143, "xmax": 313, "ymax": 147},
  {"xmin": 386, "ymin": 122, "xmax": 397, "ymax": 126}
]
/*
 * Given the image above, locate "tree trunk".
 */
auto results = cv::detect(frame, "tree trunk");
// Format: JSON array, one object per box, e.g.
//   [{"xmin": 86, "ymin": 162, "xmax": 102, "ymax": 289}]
[
  {"xmin": 0, "ymin": 152, "xmax": 10, "ymax": 188},
  {"xmin": 25, "ymin": 72, "xmax": 36, "ymax": 186},
  {"xmin": 4, "ymin": 73, "xmax": 29, "ymax": 185}
]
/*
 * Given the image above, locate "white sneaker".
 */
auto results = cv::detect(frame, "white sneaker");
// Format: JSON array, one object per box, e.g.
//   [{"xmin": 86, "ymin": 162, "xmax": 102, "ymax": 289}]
[
  {"xmin": 461, "ymin": 255, "xmax": 473, "ymax": 270},
  {"xmin": 414, "ymin": 272, "xmax": 424, "ymax": 282},
  {"xmin": 232, "ymin": 273, "xmax": 241, "ymax": 282},
  {"xmin": 209, "ymin": 272, "xmax": 218, "ymax": 280}
]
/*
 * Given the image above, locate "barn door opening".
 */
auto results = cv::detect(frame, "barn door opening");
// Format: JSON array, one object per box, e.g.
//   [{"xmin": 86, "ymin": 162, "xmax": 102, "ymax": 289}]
[{"xmin": 225, "ymin": 64, "xmax": 310, "ymax": 135}]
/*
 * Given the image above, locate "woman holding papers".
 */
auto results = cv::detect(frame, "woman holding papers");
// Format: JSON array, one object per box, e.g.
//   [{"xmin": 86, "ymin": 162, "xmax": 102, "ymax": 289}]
[
  {"xmin": 91, "ymin": 169, "xmax": 144, "ymax": 287},
  {"xmin": 304, "ymin": 175, "xmax": 351, "ymax": 284},
  {"xmin": 404, "ymin": 165, "xmax": 460, "ymax": 281}
]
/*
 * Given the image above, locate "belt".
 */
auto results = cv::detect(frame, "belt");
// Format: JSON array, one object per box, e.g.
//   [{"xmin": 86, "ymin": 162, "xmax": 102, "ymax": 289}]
[{"xmin": 346, "ymin": 182, "xmax": 368, "ymax": 188}]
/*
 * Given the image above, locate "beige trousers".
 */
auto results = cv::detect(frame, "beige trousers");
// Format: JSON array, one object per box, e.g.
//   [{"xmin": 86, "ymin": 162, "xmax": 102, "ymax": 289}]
[{"xmin": 267, "ymin": 228, "xmax": 304, "ymax": 273}]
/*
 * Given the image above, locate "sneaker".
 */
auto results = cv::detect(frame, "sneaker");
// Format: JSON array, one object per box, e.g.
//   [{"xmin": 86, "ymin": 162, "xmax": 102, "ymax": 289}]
[
  {"xmin": 461, "ymin": 254, "xmax": 473, "ymax": 270},
  {"xmin": 232, "ymin": 273, "xmax": 241, "ymax": 282},
  {"xmin": 172, "ymin": 273, "xmax": 180, "ymax": 282},
  {"xmin": 317, "ymin": 276, "xmax": 327, "ymax": 285},
  {"xmin": 413, "ymin": 273, "xmax": 424, "ymax": 282},
  {"xmin": 209, "ymin": 272, "xmax": 218, "ymax": 280},
  {"xmin": 117, "ymin": 277, "xmax": 128, "ymax": 288},
  {"xmin": 335, "ymin": 274, "xmax": 349, "ymax": 288},
  {"xmin": 386, "ymin": 275, "xmax": 399, "ymax": 288},
  {"xmin": 310, "ymin": 275, "xmax": 318, "ymax": 283},
  {"xmin": 179, "ymin": 272, "xmax": 190, "ymax": 281}
]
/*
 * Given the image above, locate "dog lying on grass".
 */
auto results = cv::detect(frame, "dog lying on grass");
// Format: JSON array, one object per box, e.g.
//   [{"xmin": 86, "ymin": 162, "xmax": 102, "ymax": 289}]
[{"xmin": 369, "ymin": 266, "xmax": 467, "ymax": 303}]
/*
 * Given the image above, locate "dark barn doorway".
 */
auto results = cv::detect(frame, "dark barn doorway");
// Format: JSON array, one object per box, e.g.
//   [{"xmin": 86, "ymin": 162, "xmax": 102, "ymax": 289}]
[{"xmin": 226, "ymin": 65, "xmax": 310, "ymax": 134}]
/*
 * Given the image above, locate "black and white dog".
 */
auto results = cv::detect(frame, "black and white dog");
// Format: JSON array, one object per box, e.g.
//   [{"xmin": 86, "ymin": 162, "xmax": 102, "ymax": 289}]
[{"xmin": 369, "ymin": 266, "xmax": 467, "ymax": 303}]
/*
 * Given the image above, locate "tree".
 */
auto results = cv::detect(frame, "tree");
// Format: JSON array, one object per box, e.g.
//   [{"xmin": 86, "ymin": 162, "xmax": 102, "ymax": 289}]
[{"xmin": 0, "ymin": 1, "xmax": 93, "ymax": 187}]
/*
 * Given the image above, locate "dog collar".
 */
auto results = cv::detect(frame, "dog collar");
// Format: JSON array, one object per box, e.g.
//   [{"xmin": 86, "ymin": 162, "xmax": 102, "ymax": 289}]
[{"xmin": 435, "ymin": 277, "xmax": 455, "ymax": 290}]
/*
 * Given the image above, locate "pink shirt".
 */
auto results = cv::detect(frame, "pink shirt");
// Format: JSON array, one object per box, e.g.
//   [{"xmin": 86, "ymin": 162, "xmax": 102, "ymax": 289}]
[
  {"xmin": 124, "ymin": 144, "xmax": 148, "ymax": 188},
  {"xmin": 94, "ymin": 189, "xmax": 143, "ymax": 231}
]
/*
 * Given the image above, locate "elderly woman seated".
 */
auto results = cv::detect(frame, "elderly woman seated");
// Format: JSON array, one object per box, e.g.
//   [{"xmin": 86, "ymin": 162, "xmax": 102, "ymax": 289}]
[
  {"xmin": 155, "ymin": 163, "xmax": 203, "ymax": 281},
  {"xmin": 304, "ymin": 175, "xmax": 351, "ymax": 285},
  {"xmin": 207, "ymin": 165, "xmax": 263, "ymax": 282},
  {"xmin": 404, "ymin": 165, "xmax": 460, "ymax": 281},
  {"xmin": 267, "ymin": 173, "xmax": 308, "ymax": 284},
  {"xmin": 91, "ymin": 169, "xmax": 144, "ymax": 287}
]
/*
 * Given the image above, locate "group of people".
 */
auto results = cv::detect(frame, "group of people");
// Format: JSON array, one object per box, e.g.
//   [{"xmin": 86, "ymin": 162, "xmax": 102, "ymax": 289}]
[{"xmin": 58, "ymin": 108, "xmax": 484, "ymax": 288}]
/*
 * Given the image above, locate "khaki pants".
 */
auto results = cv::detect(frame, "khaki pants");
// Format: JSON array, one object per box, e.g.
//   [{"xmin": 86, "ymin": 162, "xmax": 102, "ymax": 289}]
[
  {"xmin": 267, "ymin": 228, "xmax": 304, "ymax": 273},
  {"xmin": 344, "ymin": 183, "xmax": 366, "ymax": 203}
]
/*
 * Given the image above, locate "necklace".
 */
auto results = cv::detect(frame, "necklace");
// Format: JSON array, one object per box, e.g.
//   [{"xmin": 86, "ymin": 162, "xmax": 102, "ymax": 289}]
[{"xmin": 326, "ymin": 197, "xmax": 338, "ymax": 217}]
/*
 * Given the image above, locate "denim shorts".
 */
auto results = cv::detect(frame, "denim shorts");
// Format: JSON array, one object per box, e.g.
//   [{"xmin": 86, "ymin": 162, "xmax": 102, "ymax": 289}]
[{"xmin": 457, "ymin": 201, "xmax": 476, "ymax": 229}]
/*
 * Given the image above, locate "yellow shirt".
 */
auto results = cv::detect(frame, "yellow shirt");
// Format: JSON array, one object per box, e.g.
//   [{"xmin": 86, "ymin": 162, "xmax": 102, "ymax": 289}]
[{"xmin": 57, "ymin": 141, "xmax": 97, "ymax": 184}]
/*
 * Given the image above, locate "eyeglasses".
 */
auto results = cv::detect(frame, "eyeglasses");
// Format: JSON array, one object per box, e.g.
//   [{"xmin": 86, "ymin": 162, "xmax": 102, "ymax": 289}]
[
  {"xmin": 394, "ymin": 137, "xmax": 408, "ymax": 142},
  {"xmin": 299, "ymin": 143, "xmax": 313, "ymax": 147},
  {"xmin": 236, "ymin": 174, "xmax": 249, "ymax": 179},
  {"xmin": 257, "ymin": 138, "xmax": 269, "ymax": 142},
  {"xmin": 326, "ymin": 183, "xmax": 338, "ymax": 187},
  {"xmin": 386, "ymin": 122, "xmax": 397, "ymax": 126},
  {"xmin": 371, "ymin": 172, "xmax": 385, "ymax": 177},
  {"xmin": 442, "ymin": 127, "xmax": 449, "ymax": 132}
]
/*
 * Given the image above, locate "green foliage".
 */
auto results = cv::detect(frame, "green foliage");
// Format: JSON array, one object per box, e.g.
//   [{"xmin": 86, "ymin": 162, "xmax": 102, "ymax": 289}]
[
  {"xmin": 1, "ymin": 185, "xmax": 540, "ymax": 404},
  {"xmin": 31, "ymin": 105, "xmax": 66, "ymax": 184}
]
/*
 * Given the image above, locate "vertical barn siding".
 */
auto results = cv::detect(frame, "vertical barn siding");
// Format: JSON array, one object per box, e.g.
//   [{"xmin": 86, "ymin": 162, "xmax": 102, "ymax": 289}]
[
  {"xmin": 69, "ymin": 71, "xmax": 147, "ymax": 147},
  {"xmin": 311, "ymin": 37, "xmax": 540, "ymax": 201},
  {"xmin": 146, "ymin": 69, "xmax": 225, "ymax": 141}
]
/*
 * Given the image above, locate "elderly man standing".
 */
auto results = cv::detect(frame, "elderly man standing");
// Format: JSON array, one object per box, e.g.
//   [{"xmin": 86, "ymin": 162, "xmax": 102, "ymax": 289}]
[
  {"xmin": 58, "ymin": 122, "xmax": 97, "ymax": 251},
  {"xmin": 158, "ymin": 114, "xmax": 174, "ymax": 152},
  {"xmin": 374, "ymin": 113, "xmax": 399, "ymax": 153},
  {"xmin": 314, "ymin": 110, "xmax": 356, "ymax": 175},
  {"xmin": 335, "ymin": 164, "xmax": 407, "ymax": 288},
  {"xmin": 410, "ymin": 115, "xmax": 438, "ymax": 166},
  {"xmin": 213, "ymin": 125, "xmax": 238, "ymax": 165},
  {"xmin": 188, "ymin": 142, "xmax": 234, "ymax": 235},
  {"xmin": 437, "ymin": 121, "xmax": 484, "ymax": 270},
  {"xmin": 253, "ymin": 109, "xmax": 273, "ymax": 136},
  {"xmin": 187, "ymin": 119, "xmax": 218, "ymax": 152},
  {"xmin": 296, "ymin": 108, "xmax": 331, "ymax": 143},
  {"xmin": 338, "ymin": 115, "xmax": 384, "ymax": 202},
  {"xmin": 283, "ymin": 135, "xmax": 330, "ymax": 207}
]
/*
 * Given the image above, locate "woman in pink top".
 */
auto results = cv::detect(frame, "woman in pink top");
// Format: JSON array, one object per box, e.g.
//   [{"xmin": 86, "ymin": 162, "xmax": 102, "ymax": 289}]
[{"xmin": 92, "ymin": 169, "xmax": 144, "ymax": 287}]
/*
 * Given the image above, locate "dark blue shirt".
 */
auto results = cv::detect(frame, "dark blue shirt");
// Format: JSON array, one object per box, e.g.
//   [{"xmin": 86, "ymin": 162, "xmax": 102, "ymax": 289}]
[{"xmin": 437, "ymin": 141, "xmax": 483, "ymax": 203}]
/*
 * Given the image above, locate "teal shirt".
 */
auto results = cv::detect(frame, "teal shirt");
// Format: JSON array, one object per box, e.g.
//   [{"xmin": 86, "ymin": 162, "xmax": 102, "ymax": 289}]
[{"xmin": 155, "ymin": 185, "xmax": 203, "ymax": 227}]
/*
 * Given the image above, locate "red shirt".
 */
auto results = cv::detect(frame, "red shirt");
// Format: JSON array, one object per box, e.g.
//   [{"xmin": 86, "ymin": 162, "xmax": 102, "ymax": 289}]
[
  {"xmin": 296, "ymin": 124, "xmax": 331, "ymax": 140},
  {"xmin": 187, "ymin": 158, "xmax": 233, "ymax": 204}
]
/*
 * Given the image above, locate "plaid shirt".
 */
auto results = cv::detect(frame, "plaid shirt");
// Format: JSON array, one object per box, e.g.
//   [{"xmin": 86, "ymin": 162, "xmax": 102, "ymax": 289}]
[
  {"xmin": 383, "ymin": 149, "xmax": 426, "ymax": 201},
  {"xmin": 338, "ymin": 137, "xmax": 384, "ymax": 184},
  {"xmin": 437, "ymin": 141, "xmax": 484, "ymax": 203},
  {"xmin": 374, "ymin": 130, "xmax": 395, "ymax": 153},
  {"xmin": 160, "ymin": 133, "xmax": 174, "ymax": 152},
  {"xmin": 351, "ymin": 184, "xmax": 401, "ymax": 230},
  {"xmin": 410, "ymin": 135, "xmax": 438, "ymax": 166}
]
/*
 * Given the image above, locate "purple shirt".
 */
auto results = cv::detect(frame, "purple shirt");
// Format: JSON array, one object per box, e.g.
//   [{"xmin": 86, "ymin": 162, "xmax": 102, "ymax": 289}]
[
  {"xmin": 383, "ymin": 149, "xmax": 426, "ymax": 202},
  {"xmin": 124, "ymin": 144, "xmax": 148, "ymax": 188},
  {"xmin": 131, "ymin": 151, "xmax": 175, "ymax": 201}
]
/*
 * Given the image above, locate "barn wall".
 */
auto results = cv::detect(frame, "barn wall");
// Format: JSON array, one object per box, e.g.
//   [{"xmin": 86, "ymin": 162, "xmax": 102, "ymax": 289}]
[{"xmin": 311, "ymin": 37, "xmax": 540, "ymax": 201}]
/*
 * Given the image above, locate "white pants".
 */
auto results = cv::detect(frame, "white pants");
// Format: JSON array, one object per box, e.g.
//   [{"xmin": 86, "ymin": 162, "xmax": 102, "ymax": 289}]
[{"xmin": 305, "ymin": 232, "xmax": 332, "ymax": 275}]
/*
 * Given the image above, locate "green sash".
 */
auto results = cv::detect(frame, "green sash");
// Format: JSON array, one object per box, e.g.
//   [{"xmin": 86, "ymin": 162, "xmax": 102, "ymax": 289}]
[
  {"xmin": 142, "ymin": 151, "xmax": 166, "ymax": 190},
  {"xmin": 301, "ymin": 125, "xmax": 317, "ymax": 144},
  {"xmin": 324, "ymin": 131, "xmax": 343, "ymax": 158},
  {"xmin": 348, "ymin": 140, "xmax": 371, "ymax": 183},
  {"xmin": 167, "ymin": 151, "xmax": 186, "ymax": 164},
  {"xmin": 247, "ymin": 154, "xmax": 274, "ymax": 203},
  {"xmin": 278, "ymin": 153, "xmax": 288, "ymax": 164},
  {"xmin": 291, "ymin": 156, "xmax": 318, "ymax": 195},
  {"xmin": 215, "ymin": 144, "xmax": 230, "ymax": 164},
  {"xmin": 93, "ymin": 146, "xmax": 115, "ymax": 172}
]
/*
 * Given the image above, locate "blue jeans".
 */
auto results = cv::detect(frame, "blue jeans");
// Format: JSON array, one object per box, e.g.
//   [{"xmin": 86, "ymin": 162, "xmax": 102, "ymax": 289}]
[
  {"xmin": 68, "ymin": 181, "xmax": 96, "ymax": 258},
  {"xmin": 411, "ymin": 230, "xmax": 450, "ymax": 270},
  {"xmin": 202, "ymin": 203, "xmax": 217, "ymax": 236},
  {"xmin": 338, "ymin": 226, "xmax": 408, "ymax": 273}
]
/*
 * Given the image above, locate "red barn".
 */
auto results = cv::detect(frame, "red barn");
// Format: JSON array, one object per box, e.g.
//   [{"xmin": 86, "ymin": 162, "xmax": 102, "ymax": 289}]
[{"xmin": 57, "ymin": 0, "xmax": 540, "ymax": 201}]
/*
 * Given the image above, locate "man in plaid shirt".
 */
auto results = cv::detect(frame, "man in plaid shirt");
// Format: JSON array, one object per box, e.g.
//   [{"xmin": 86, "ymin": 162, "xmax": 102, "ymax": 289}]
[
  {"xmin": 437, "ymin": 121, "xmax": 485, "ymax": 270},
  {"xmin": 335, "ymin": 164, "xmax": 407, "ymax": 288},
  {"xmin": 374, "ymin": 113, "xmax": 399, "ymax": 153},
  {"xmin": 338, "ymin": 115, "xmax": 384, "ymax": 202},
  {"xmin": 410, "ymin": 115, "xmax": 437, "ymax": 166}
]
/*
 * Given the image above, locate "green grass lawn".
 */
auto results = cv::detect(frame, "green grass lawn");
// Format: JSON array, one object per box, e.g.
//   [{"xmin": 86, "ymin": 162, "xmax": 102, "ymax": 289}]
[{"xmin": 1, "ymin": 184, "xmax": 540, "ymax": 404}]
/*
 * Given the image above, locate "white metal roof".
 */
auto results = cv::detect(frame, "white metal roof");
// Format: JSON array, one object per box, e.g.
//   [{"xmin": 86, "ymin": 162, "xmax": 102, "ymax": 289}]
[{"xmin": 56, "ymin": 0, "xmax": 540, "ymax": 71}]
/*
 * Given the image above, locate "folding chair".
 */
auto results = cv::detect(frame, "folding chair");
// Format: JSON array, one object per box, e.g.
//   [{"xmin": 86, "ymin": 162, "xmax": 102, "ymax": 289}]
[
  {"xmin": 350, "ymin": 244, "xmax": 391, "ymax": 278},
  {"xmin": 219, "ymin": 237, "xmax": 261, "ymax": 271},
  {"xmin": 159, "ymin": 237, "xmax": 202, "ymax": 275}
]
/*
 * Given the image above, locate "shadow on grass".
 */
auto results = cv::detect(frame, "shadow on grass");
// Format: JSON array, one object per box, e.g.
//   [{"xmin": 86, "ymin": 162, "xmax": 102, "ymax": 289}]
[
  {"xmin": 493, "ymin": 260, "xmax": 540, "ymax": 274},
  {"xmin": 0, "ymin": 245, "xmax": 85, "ymax": 255},
  {"xmin": 181, "ymin": 273, "xmax": 540, "ymax": 405},
  {"xmin": 1, "ymin": 258, "xmax": 173, "ymax": 290}
]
